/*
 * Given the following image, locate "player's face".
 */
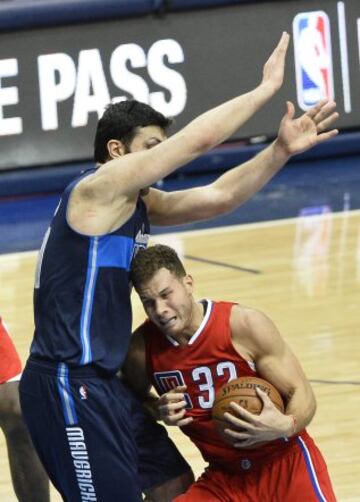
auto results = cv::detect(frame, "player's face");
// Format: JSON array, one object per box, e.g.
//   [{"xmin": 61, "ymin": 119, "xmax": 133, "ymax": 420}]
[
  {"xmin": 129, "ymin": 125, "xmax": 167, "ymax": 195},
  {"xmin": 129, "ymin": 126, "xmax": 167, "ymax": 153},
  {"xmin": 138, "ymin": 268, "xmax": 197, "ymax": 340}
]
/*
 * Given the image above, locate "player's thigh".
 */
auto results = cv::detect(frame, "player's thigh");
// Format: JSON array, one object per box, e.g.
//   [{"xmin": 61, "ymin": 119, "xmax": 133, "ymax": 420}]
[
  {"xmin": 285, "ymin": 437, "xmax": 337, "ymax": 502},
  {"xmin": 258, "ymin": 436, "xmax": 337, "ymax": 502}
]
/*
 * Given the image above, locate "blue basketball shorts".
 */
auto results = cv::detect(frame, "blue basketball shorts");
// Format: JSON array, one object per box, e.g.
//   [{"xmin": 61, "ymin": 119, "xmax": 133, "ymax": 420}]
[{"xmin": 19, "ymin": 357, "xmax": 190, "ymax": 501}]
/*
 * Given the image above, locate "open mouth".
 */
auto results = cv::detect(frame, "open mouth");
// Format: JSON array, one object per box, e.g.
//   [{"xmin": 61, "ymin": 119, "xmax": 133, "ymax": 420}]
[{"xmin": 160, "ymin": 317, "xmax": 177, "ymax": 327}]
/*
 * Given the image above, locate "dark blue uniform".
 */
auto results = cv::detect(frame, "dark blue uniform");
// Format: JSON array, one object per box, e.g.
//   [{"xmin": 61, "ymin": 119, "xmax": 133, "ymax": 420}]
[{"xmin": 20, "ymin": 171, "xmax": 190, "ymax": 501}]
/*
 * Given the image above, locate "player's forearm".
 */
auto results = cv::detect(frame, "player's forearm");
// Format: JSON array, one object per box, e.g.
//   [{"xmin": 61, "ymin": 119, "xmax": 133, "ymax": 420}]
[
  {"xmin": 212, "ymin": 139, "xmax": 291, "ymax": 212},
  {"xmin": 284, "ymin": 386, "xmax": 317, "ymax": 436},
  {"xmin": 184, "ymin": 83, "xmax": 277, "ymax": 152}
]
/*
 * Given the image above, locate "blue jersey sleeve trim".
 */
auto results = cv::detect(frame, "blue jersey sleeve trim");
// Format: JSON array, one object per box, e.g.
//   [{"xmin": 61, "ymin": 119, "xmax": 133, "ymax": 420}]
[{"xmin": 97, "ymin": 235, "xmax": 134, "ymax": 270}]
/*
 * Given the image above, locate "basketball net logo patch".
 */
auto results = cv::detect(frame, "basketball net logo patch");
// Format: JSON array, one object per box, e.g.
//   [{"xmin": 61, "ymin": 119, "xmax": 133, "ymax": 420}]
[{"xmin": 154, "ymin": 370, "xmax": 193, "ymax": 409}]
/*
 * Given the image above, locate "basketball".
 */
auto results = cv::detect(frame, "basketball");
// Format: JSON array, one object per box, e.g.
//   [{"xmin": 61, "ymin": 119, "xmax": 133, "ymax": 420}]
[{"xmin": 212, "ymin": 376, "xmax": 285, "ymax": 446}]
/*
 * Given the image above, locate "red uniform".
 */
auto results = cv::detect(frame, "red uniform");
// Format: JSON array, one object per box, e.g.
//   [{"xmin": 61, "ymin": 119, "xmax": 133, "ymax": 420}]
[
  {"xmin": 144, "ymin": 300, "xmax": 337, "ymax": 502},
  {"xmin": 0, "ymin": 317, "xmax": 22, "ymax": 384}
]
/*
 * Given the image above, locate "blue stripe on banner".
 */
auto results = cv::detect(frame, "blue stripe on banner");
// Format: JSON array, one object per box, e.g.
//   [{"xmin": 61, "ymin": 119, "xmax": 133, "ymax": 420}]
[
  {"xmin": 297, "ymin": 437, "xmax": 327, "ymax": 502},
  {"xmin": 80, "ymin": 237, "xmax": 99, "ymax": 365},
  {"xmin": 57, "ymin": 363, "xmax": 78, "ymax": 426},
  {"xmin": 97, "ymin": 235, "xmax": 134, "ymax": 270}
]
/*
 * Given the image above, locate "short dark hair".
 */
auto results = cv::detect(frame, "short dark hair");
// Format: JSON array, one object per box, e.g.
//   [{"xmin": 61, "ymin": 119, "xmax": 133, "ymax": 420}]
[
  {"xmin": 131, "ymin": 244, "xmax": 186, "ymax": 290},
  {"xmin": 94, "ymin": 100, "xmax": 172, "ymax": 163}
]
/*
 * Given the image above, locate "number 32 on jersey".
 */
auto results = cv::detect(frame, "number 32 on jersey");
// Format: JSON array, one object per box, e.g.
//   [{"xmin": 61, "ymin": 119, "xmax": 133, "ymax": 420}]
[{"xmin": 154, "ymin": 361, "xmax": 238, "ymax": 410}]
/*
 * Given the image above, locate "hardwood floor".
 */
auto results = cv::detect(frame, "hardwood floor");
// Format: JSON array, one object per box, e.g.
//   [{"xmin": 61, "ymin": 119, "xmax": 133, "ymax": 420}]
[{"xmin": 1, "ymin": 211, "xmax": 359, "ymax": 500}]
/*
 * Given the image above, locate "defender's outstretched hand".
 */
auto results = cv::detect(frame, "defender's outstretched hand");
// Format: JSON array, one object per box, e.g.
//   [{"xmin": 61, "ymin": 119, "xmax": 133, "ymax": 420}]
[
  {"xmin": 276, "ymin": 100, "xmax": 339, "ymax": 157},
  {"xmin": 261, "ymin": 32, "xmax": 290, "ymax": 94}
]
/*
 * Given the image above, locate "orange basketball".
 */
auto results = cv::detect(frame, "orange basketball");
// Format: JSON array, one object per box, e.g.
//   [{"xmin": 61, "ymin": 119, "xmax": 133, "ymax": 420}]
[{"xmin": 212, "ymin": 376, "xmax": 285, "ymax": 447}]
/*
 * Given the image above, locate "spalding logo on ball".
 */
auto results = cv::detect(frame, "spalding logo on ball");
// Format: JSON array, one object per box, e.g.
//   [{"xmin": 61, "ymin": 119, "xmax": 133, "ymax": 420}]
[{"xmin": 212, "ymin": 376, "xmax": 285, "ymax": 448}]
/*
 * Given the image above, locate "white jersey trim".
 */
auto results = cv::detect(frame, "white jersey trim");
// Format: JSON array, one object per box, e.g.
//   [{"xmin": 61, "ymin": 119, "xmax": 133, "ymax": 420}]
[
  {"xmin": 166, "ymin": 299, "xmax": 213, "ymax": 347},
  {"xmin": 6, "ymin": 373, "xmax": 22, "ymax": 383},
  {"xmin": 188, "ymin": 299, "xmax": 213, "ymax": 345}
]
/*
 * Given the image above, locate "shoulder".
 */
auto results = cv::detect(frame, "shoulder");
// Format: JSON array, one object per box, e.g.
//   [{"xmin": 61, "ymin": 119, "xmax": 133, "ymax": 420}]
[
  {"xmin": 230, "ymin": 304, "xmax": 283, "ymax": 356},
  {"xmin": 70, "ymin": 165, "xmax": 117, "ymax": 202},
  {"xmin": 229, "ymin": 303, "xmax": 257, "ymax": 331},
  {"xmin": 230, "ymin": 303, "xmax": 276, "ymax": 330}
]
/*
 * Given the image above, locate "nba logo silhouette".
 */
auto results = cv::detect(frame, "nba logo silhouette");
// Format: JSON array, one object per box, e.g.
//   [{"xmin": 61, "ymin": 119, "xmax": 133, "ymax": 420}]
[{"xmin": 293, "ymin": 11, "xmax": 334, "ymax": 110}]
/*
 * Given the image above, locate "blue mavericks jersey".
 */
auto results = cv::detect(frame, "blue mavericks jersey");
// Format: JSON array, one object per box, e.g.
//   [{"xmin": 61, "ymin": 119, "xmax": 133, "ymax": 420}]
[{"xmin": 31, "ymin": 169, "xmax": 150, "ymax": 374}]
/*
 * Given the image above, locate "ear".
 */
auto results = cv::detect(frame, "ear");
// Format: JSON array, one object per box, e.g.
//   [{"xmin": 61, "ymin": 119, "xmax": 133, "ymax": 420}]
[
  {"xmin": 183, "ymin": 274, "xmax": 194, "ymax": 294},
  {"xmin": 107, "ymin": 139, "xmax": 127, "ymax": 159}
]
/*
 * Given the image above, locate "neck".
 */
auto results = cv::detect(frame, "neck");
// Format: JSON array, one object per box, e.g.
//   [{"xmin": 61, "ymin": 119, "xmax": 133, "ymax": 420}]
[{"xmin": 176, "ymin": 301, "xmax": 206, "ymax": 346}]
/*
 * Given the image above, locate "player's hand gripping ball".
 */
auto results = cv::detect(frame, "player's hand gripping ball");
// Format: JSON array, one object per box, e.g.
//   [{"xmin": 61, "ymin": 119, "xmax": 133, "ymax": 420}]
[{"xmin": 212, "ymin": 376, "xmax": 285, "ymax": 447}]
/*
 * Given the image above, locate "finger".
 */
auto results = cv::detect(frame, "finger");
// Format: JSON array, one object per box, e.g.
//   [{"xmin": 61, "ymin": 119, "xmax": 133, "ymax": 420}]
[
  {"xmin": 159, "ymin": 400, "xmax": 187, "ymax": 415},
  {"xmin": 255, "ymin": 387, "xmax": 272, "ymax": 406},
  {"xmin": 314, "ymin": 129, "xmax": 339, "ymax": 144},
  {"xmin": 160, "ymin": 393, "xmax": 185, "ymax": 404},
  {"xmin": 278, "ymin": 31, "xmax": 290, "ymax": 50},
  {"xmin": 176, "ymin": 416, "xmax": 194, "ymax": 427},
  {"xmin": 306, "ymin": 99, "xmax": 329, "ymax": 119},
  {"xmin": 316, "ymin": 112, "xmax": 339, "ymax": 132},
  {"xmin": 172, "ymin": 385, "xmax": 187, "ymax": 392},
  {"xmin": 223, "ymin": 428, "xmax": 250, "ymax": 440},
  {"xmin": 223, "ymin": 411, "xmax": 254, "ymax": 430},
  {"xmin": 285, "ymin": 101, "xmax": 295, "ymax": 120},
  {"xmin": 163, "ymin": 408, "xmax": 187, "ymax": 424},
  {"xmin": 228, "ymin": 402, "xmax": 257, "ymax": 423},
  {"xmin": 313, "ymin": 101, "xmax": 337, "ymax": 124}
]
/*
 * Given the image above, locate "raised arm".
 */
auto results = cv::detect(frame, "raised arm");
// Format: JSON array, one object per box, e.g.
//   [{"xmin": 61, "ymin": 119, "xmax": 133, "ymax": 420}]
[
  {"xmin": 222, "ymin": 305, "xmax": 316, "ymax": 448},
  {"xmin": 74, "ymin": 33, "xmax": 289, "ymax": 204},
  {"xmin": 145, "ymin": 99, "xmax": 338, "ymax": 226}
]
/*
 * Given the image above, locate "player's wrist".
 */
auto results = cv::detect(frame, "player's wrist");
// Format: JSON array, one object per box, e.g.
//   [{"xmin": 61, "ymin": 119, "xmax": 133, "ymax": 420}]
[
  {"xmin": 272, "ymin": 138, "xmax": 292, "ymax": 162},
  {"xmin": 285, "ymin": 414, "xmax": 297, "ymax": 438},
  {"xmin": 257, "ymin": 79, "xmax": 280, "ymax": 99}
]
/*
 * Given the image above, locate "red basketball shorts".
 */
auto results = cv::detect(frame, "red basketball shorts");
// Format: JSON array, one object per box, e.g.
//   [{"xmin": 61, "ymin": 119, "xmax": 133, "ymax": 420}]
[
  {"xmin": 0, "ymin": 317, "xmax": 22, "ymax": 384},
  {"xmin": 174, "ymin": 434, "xmax": 336, "ymax": 501}
]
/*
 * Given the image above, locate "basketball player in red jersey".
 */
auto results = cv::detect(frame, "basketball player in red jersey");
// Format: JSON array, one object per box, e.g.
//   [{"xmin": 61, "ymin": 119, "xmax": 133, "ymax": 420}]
[
  {"xmin": 124, "ymin": 245, "xmax": 337, "ymax": 502},
  {"xmin": 0, "ymin": 317, "xmax": 49, "ymax": 502}
]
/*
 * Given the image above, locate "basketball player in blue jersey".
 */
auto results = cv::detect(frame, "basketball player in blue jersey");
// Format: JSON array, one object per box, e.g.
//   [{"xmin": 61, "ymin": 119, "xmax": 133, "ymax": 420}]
[{"xmin": 19, "ymin": 32, "xmax": 339, "ymax": 502}]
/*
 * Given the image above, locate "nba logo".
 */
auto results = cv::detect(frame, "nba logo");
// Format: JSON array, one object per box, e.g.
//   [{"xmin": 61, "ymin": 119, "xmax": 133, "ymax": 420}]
[
  {"xmin": 79, "ymin": 385, "xmax": 88, "ymax": 400},
  {"xmin": 293, "ymin": 11, "xmax": 334, "ymax": 110}
]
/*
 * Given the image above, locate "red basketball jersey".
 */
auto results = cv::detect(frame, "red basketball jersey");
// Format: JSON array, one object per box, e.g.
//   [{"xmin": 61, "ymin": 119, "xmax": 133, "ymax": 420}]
[
  {"xmin": 0, "ymin": 316, "xmax": 22, "ymax": 384},
  {"xmin": 145, "ymin": 300, "xmax": 307, "ymax": 466}
]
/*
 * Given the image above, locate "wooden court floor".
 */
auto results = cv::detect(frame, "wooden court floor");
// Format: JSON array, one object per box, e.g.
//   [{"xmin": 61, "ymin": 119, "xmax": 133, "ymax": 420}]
[{"xmin": 0, "ymin": 210, "xmax": 359, "ymax": 501}]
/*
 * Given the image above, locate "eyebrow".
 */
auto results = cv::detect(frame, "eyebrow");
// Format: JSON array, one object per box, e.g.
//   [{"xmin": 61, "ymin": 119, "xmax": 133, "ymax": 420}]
[
  {"xmin": 146, "ymin": 137, "xmax": 162, "ymax": 145},
  {"xmin": 159, "ymin": 287, "xmax": 171, "ymax": 295}
]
